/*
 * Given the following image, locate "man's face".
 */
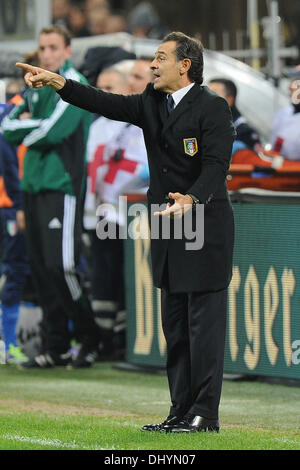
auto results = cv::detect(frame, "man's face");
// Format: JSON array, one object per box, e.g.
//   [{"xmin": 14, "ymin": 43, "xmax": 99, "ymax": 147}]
[
  {"xmin": 208, "ymin": 81, "xmax": 235, "ymax": 107},
  {"xmin": 38, "ymin": 33, "xmax": 71, "ymax": 72},
  {"xmin": 52, "ymin": 0, "xmax": 70, "ymax": 21},
  {"xmin": 127, "ymin": 60, "xmax": 152, "ymax": 94},
  {"xmin": 208, "ymin": 82, "xmax": 227, "ymax": 99},
  {"xmin": 150, "ymin": 41, "xmax": 183, "ymax": 94},
  {"xmin": 97, "ymin": 71, "xmax": 127, "ymax": 94}
]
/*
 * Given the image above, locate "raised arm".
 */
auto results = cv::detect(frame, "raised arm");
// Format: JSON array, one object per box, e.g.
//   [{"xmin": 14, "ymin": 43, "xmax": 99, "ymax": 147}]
[{"xmin": 16, "ymin": 62, "xmax": 143, "ymax": 126}]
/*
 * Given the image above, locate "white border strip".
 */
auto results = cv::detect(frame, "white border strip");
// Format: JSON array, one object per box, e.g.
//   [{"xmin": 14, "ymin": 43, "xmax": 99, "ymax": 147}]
[
  {"xmin": 2, "ymin": 434, "xmax": 117, "ymax": 450},
  {"xmin": 62, "ymin": 194, "xmax": 81, "ymax": 301}
]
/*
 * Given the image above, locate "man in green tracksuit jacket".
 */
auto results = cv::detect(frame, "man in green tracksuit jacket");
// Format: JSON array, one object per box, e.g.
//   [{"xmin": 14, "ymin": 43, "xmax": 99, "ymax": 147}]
[{"xmin": 1, "ymin": 25, "xmax": 101, "ymax": 368}]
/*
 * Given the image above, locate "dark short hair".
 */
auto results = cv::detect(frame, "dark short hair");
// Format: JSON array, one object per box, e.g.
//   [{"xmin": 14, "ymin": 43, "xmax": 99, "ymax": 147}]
[
  {"xmin": 209, "ymin": 78, "xmax": 237, "ymax": 99},
  {"xmin": 162, "ymin": 31, "xmax": 204, "ymax": 84},
  {"xmin": 24, "ymin": 49, "xmax": 40, "ymax": 67},
  {"xmin": 39, "ymin": 25, "xmax": 72, "ymax": 47}
]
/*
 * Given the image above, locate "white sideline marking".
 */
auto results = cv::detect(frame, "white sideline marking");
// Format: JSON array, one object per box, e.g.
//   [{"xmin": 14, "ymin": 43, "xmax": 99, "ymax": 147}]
[
  {"xmin": 2, "ymin": 434, "xmax": 117, "ymax": 450},
  {"xmin": 274, "ymin": 437, "xmax": 300, "ymax": 446}
]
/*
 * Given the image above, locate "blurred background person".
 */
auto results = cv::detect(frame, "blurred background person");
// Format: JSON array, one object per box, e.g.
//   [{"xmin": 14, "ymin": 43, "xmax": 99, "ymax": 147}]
[
  {"xmin": 85, "ymin": 0, "xmax": 109, "ymax": 15},
  {"xmin": 127, "ymin": 57, "xmax": 153, "ymax": 94},
  {"xmin": 1, "ymin": 25, "xmax": 101, "ymax": 369},
  {"xmin": 84, "ymin": 59, "xmax": 151, "ymax": 360},
  {"xmin": 127, "ymin": 1, "xmax": 169, "ymax": 39},
  {"xmin": 68, "ymin": 0, "xmax": 91, "ymax": 37},
  {"xmin": 78, "ymin": 42, "xmax": 136, "ymax": 88},
  {"xmin": 85, "ymin": 0, "xmax": 110, "ymax": 36},
  {"xmin": 52, "ymin": 0, "xmax": 71, "ymax": 28},
  {"xmin": 0, "ymin": 50, "xmax": 40, "ymax": 364},
  {"xmin": 104, "ymin": 14, "xmax": 127, "ymax": 34},
  {"xmin": 271, "ymin": 73, "xmax": 300, "ymax": 160},
  {"xmin": 208, "ymin": 78, "xmax": 263, "ymax": 154},
  {"xmin": 4, "ymin": 79, "xmax": 24, "ymax": 103},
  {"xmin": 87, "ymin": 5, "xmax": 110, "ymax": 36},
  {"xmin": 0, "ymin": 82, "xmax": 29, "ymax": 364}
]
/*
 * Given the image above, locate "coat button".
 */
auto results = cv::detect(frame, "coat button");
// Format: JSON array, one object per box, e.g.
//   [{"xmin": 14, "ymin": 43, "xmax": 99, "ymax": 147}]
[
  {"xmin": 162, "ymin": 167, "xmax": 168, "ymax": 174},
  {"xmin": 164, "ymin": 143, "xmax": 169, "ymax": 149}
]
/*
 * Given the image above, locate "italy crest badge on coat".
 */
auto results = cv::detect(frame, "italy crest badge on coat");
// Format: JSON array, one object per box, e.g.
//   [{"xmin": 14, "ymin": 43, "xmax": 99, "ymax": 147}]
[{"xmin": 183, "ymin": 138, "xmax": 198, "ymax": 156}]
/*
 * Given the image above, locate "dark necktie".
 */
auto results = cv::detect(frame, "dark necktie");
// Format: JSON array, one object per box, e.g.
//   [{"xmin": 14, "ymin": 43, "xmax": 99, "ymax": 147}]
[{"xmin": 167, "ymin": 94, "xmax": 175, "ymax": 115}]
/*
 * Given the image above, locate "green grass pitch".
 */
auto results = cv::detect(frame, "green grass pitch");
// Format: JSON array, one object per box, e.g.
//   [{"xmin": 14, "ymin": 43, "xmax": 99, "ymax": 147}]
[{"xmin": 0, "ymin": 362, "xmax": 299, "ymax": 450}]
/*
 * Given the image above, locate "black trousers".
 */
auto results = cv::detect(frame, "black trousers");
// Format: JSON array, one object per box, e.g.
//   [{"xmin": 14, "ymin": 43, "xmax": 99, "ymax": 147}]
[
  {"xmin": 161, "ymin": 287, "xmax": 227, "ymax": 420},
  {"xmin": 23, "ymin": 191, "xmax": 99, "ymax": 355},
  {"xmin": 90, "ymin": 224, "xmax": 124, "ymax": 309}
]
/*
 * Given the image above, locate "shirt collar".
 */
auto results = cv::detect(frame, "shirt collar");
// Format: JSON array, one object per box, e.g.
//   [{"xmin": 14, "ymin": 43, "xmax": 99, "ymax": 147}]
[{"xmin": 167, "ymin": 82, "xmax": 195, "ymax": 108}]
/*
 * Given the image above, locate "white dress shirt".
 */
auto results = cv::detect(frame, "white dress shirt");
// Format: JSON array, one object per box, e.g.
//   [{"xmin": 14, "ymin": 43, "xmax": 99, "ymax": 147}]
[{"xmin": 168, "ymin": 82, "xmax": 195, "ymax": 108}]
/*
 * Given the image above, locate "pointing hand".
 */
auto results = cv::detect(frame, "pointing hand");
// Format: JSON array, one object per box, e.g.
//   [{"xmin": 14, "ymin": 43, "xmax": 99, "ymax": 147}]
[{"xmin": 16, "ymin": 63, "xmax": 66, "ymax": 91}]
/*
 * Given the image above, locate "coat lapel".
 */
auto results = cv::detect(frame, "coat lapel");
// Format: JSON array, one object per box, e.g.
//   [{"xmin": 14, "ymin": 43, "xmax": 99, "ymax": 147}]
[
  {"xmin": 158, "ymin": 93, "xmax": 168, "ymax": 124},
  {"xmin": 161, "ymin": 84, "xmax": 202, "ymax": 137}
]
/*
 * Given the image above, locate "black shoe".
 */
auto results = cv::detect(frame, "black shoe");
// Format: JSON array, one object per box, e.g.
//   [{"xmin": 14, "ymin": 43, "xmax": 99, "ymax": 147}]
[
  {"xmin": 20, "ymin": 351, "xmax": 72, "ymax": 369},
  {"xmin": 141, "ymin": 415, "xmax": 182, "ymax": 432},
  {"xmin": 71, "ymin": 344, "xmax": 98, "ymax": 368},
  {"xmin": 168, "ymin": 414, "xmax": 220, "ymax": 433}
]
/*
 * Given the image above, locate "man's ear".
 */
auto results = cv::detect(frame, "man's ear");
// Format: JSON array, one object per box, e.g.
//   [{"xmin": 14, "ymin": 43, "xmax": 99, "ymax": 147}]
[
  {"xmin": 180, "ymin": 58, "xmax": 192, "ymax": 76},
  {"xmin": 227, "ymin": 95, "xmax": 235, "ymax": 107},
  {"xmin": 65, "ymin": 45, "xmax": 72, "ymax": 60}
]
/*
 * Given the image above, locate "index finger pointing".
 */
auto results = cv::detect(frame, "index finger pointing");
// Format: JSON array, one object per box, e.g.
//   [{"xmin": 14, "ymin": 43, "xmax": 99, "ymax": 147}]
[{"xmin": 16, "ymin": 62, "xmax": 38, "ymax": 74}]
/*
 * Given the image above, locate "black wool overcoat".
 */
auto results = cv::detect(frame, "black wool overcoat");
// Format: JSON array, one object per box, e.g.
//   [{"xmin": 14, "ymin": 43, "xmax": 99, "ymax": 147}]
[{"xmin": 58, "ymin": 81, "xmax": 236, "ymax": 293}]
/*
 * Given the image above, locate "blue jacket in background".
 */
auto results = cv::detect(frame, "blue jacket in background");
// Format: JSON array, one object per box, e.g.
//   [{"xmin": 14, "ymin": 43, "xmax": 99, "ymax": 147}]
[{"xmin": 0, "ymin": 93, "xmax": 25, "ymax": 210}]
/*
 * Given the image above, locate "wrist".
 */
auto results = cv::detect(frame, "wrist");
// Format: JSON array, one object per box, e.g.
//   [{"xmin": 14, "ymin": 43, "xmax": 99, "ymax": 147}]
[
  {"xmin": 51, "ymin": 74, "xmax": 66, "ymax": 91},
  {"xmin": 186, "ymin": 194, "xmax": 194, "ymax": 205},
  {"xmin": 186, "ymin": 193, "xmax": 200, "ymax": 207}
]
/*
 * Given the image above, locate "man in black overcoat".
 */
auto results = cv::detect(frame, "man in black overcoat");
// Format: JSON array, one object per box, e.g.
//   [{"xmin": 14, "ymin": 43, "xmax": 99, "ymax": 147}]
[{"xmin": 17, "ymin": 31, "xmax": 236, "ymax": 433}]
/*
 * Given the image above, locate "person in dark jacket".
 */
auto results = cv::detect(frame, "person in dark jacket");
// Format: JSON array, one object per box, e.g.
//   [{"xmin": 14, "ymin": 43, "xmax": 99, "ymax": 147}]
[
  {"xmin": 16, "ymin": 31, "xmax": 236, "ymax": 433},
  {"xmin": 0, "ymin": 92, "xmax": 31, "ymax": 364},
  {"xmin": 208, "ymin": 78, "xmax": 263, "ymax": 153}
]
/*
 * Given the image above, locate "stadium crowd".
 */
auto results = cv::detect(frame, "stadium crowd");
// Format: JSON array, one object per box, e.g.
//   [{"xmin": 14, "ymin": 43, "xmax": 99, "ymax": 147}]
[
  {"xmin": 52, "ymin": 0, "xmax": 169, "ymax": 39},
  {"xmin": 1, "ymin": 4, "xmax": 300, "ymax": 368}
]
